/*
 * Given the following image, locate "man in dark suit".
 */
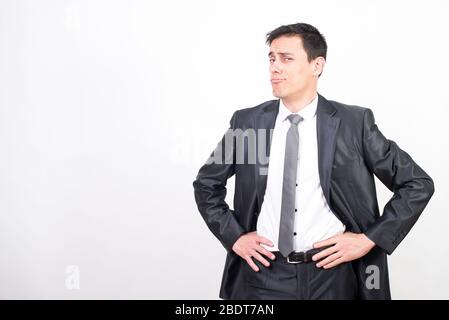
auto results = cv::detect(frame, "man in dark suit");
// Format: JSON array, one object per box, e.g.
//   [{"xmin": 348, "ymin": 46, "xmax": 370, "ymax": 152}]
[{"xmin": 193, "ymin": 23, "xmax": 434, "ymax": 299}]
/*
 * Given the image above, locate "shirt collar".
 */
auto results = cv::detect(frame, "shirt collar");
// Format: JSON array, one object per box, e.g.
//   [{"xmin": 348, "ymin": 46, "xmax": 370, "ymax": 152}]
[{"xmin": 278, "ymin": 94, "xmax": 318, "ymax": 123}]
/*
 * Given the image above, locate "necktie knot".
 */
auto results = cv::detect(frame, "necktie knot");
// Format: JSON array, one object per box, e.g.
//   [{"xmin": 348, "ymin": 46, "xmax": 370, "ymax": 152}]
[{"xmin": 287, "ymin": 114, "xmax": 304, "ymax": 126}]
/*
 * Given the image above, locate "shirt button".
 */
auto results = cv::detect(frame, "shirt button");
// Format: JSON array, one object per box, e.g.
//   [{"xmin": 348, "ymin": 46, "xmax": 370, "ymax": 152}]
[
  {"xmin": 295, "ymin": 209, "xmax": 297, "ymax": 212},
  {"xmin": 293, "ymin": 232, "xmax": 297, "ymax": 236},
  {"xmin": 296, "ymin": 183, "xmax": 298, "ymax": 187}
]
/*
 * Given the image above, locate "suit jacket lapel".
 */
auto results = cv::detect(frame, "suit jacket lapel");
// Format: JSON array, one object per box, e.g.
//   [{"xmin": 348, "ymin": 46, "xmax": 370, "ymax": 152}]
[
  {"xmin": 254, "ymin": 100, "xmax": 279, "ymax": 210},
  {"xmin": 316, "ymin": 94, "xmax": 340, "ymax": 206}
]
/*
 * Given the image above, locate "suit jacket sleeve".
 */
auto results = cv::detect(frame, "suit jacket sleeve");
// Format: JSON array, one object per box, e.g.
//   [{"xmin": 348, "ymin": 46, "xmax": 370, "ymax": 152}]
[
  {"xmin": 362, "ymin": 108, "xmax": 435, "ymax": 255},
  {"xmin": 193, "ymin": 111, "xmax": 246, "ymax": 252}
]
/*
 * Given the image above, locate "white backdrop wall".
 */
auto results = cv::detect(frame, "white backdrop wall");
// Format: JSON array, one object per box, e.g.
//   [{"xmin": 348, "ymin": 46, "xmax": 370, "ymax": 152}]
[{"xmin": 0, "ymin": 0, "xmax": 448, "ymax": 299}]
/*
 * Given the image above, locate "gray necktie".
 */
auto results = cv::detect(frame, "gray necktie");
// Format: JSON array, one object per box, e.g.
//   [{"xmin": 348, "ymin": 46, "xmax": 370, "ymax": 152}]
[{"xmin": 278, "ymin": 114, "xmax": 304, "ymax": 257}]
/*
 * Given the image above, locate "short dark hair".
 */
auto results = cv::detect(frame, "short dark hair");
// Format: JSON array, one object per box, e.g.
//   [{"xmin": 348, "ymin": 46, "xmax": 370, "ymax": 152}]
[{"xmin": 266, "ymin": 23, "xmax": 327, "ymax": 62}]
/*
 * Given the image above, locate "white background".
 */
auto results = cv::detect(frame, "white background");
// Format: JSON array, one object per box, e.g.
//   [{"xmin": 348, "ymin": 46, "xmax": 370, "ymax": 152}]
[{"xmin": 0, "ymin": 0, "xmax": 448, "ymax": 299}]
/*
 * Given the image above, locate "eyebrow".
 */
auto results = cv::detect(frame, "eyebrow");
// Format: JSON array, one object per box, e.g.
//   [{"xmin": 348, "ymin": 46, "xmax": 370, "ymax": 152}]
[{"xmin": 268, "ymin": 51, "xmax": 295, "ymax": 57}]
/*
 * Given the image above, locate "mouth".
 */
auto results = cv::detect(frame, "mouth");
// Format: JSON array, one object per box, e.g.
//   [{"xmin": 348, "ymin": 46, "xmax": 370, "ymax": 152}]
[{"xmin": 270, "ymin": 79, "xmax": 285, "ymax": 84}]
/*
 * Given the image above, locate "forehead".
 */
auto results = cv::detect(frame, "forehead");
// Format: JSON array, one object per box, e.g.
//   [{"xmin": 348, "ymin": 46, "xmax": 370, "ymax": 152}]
[{"xmin": 268, "ymin": 35, "xmax": 305, "ymax": 56}]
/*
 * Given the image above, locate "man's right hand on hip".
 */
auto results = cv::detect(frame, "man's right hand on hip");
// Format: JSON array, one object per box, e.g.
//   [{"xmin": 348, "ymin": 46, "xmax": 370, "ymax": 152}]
[{"xmin": 232, "ymin": 231, "xmax": 276, "ymax": 272}]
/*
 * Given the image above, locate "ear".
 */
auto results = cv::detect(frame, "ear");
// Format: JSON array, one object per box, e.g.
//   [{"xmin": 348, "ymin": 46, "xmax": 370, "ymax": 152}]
[{"xmin": 313, "ymin": 57, "xmax": 326, "ymax": 76}]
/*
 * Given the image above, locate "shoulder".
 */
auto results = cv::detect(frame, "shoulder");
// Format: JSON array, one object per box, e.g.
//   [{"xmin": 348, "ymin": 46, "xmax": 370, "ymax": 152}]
[
  {"xmin": 228, "ymin": 99, "xmax": 278, "ymax": 127},
  {"xmin": 323, "ymin": 97, "xmax": 376, "ymax": 127},
  {"xmin": 327, "ymin": 98, "xmax": 370, "ymax": 117},
  {"xmin": 234, "ymin": 99, "xmax": 278, "ymax": 117}
]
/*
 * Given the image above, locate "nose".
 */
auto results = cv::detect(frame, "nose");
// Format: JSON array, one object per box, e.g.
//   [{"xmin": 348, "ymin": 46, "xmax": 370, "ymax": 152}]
[{"xmin": 270, "ymin": 60, "xmax": 282, "ymax": 74}]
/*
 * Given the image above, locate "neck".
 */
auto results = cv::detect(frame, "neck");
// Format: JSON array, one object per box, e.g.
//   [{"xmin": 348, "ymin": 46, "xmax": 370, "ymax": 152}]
[{"xmin": 281, "ymin": 89, "xmax": 317, "ymax": 113}]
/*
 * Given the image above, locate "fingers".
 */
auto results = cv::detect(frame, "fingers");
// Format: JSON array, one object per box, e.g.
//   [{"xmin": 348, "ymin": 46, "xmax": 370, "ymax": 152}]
[
  {"xmin": 255, "ymin": 246, "xmax": 276, "ymax": 261},
  {"xmin": 316, "ymin": 252, "xmax": 343, "ymax": 268},
  {"xmin": 245, "ymin": 257, "xmax": 260, "ymax": 272},
  {"xmin": 245, "ymin": 251, "xmax": 272, "ymax": 272},
  {"xmin": 321, "ymin": 256, "xmax": 346, "ymax": 269},
  {"xmin": 312, "ymin": 245, "xmax": 338, "ymax": 262},
  {"xmin": 256, "ymin": 235, "xmax": 274, "ymax": 247},
  {"xmin": 252, "ymin": 251, "xmax": 271, "ymax": 268},
  {"xmin": 239, "ymin": 233, "xmax": 276, "ymax": 272},
  {"xmin": 313, "ymin": 235, "xmax": 339, "ymax": 249}
]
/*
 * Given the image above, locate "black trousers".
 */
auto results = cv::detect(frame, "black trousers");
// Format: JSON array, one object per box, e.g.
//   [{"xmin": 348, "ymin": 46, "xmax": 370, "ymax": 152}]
[{"xmin": 242, "ymin": 255, "xmax": 358, "ymax": 300}]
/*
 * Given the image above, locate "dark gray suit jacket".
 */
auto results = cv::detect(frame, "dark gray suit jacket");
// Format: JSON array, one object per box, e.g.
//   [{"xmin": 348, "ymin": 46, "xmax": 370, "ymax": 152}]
[{"xmin": 193, "ymin": 93, "xmax": 434, "ymax": 299}]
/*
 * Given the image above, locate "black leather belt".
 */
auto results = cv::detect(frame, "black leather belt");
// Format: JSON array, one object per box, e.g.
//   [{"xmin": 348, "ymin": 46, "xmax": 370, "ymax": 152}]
[{"xmin": 272, "ymin": 245, "xmax": 333, "ymax": 264}]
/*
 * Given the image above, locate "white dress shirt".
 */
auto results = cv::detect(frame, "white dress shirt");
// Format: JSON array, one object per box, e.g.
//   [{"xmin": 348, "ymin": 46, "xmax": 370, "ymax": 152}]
[{"xmin": 256, "ymin": 94, "xmax": 346, "ymax": 252}]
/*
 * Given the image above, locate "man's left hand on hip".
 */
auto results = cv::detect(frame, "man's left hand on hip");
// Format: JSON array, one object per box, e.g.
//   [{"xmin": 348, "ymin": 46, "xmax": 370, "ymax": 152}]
[{"xmin": 312, "ymin": 232, "xmax": 376, "ymax": 269}]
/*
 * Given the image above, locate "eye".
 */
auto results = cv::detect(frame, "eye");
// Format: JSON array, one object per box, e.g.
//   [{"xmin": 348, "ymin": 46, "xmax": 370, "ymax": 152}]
[{"xmin": 285, "ymin": 58, "xmax": 293, "ymax": 61}]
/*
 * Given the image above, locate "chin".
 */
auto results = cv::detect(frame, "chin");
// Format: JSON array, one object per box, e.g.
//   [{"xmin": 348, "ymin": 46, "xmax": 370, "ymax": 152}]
[{"xmin": 272, "ymin": 90, "xmax": 284, "ymax": 99}]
